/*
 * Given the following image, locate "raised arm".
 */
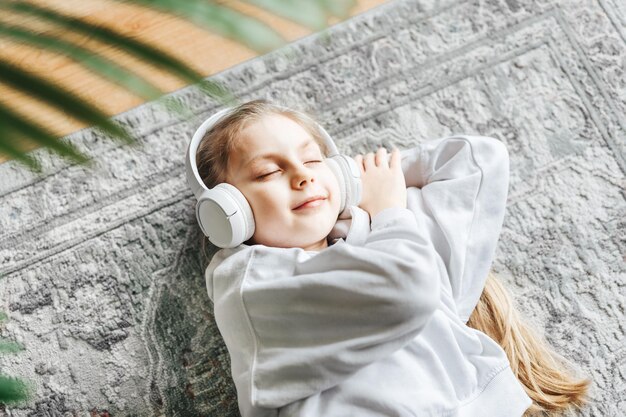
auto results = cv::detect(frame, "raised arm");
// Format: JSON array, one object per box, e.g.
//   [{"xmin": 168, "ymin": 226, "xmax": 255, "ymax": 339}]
[
  {"xmin": 208, "ymin": 206, "xmax": 441, "ymax": 409},
  {"xmin": 401, "ymin": 135, "xmax": 510, "ymax": 323}
]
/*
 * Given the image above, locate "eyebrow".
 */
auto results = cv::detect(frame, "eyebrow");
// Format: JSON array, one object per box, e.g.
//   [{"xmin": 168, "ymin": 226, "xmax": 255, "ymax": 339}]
[{"xmin": 244, "ymin": 139, "xmax": 317, "ymax": 167}]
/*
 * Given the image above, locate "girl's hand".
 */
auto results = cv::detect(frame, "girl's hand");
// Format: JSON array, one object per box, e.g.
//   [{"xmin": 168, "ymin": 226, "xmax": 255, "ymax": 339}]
[{"xmin": 353, "ymin": 147, "xmax": 407, "ymax": 219}]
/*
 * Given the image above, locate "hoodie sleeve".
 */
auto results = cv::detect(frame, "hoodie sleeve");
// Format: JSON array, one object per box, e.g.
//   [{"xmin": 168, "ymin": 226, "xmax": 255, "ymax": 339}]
[
  {"xmin": 221, "ymin": 206, "xmax": 441, "ymax": 409},
  {"xmin": 405, "ymin": 135, "xmax": 510, "ymax": 324}
]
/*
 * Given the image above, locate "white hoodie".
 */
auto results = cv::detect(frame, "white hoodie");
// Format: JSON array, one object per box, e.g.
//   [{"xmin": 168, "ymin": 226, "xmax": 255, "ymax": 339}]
[{"xmin": 205, "ymin": 135, "xmax": 533, "ymax": 416}]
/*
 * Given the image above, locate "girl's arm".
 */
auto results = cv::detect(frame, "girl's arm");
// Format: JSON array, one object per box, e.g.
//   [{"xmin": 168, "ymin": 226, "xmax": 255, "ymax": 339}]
[
  {"xmin": 401, "ymin": 134, "xmax": 510, "ymax": 324},
  {"xmin": 208, "ymin": 206, "xmax": 442, "ymax": 409}
]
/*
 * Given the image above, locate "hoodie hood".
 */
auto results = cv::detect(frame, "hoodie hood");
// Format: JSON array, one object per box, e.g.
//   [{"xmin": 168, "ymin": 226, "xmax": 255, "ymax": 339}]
[{"xmin": 205, "ymin": 245, "xmax": 249, "ymax": 302}]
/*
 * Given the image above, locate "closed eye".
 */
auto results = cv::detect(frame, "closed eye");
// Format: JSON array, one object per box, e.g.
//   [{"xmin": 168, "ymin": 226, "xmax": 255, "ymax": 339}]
[
  {"xmin": 257, "ymin": 171, "xmax": 278, "ymax": 179},
  {"xmin": 256, "ymin": 160, "xmax": 322, "ymax": 179}
]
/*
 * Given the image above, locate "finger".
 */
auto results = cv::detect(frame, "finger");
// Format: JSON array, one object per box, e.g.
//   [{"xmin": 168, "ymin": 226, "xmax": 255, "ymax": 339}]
[
  {"xmin": 389, "ymin": 147, "xmax": 400, "ymax": 169},
  {"xmin": 364, "ymin": 151, "xmax": 375, "ymax": 170},
  {"xmin": 375, "ymin": 147, "xmax": 388, "ymax": 167},
  {"xmin": 353, "ymin": 154, "xmax": 364, "ymax": 174}
]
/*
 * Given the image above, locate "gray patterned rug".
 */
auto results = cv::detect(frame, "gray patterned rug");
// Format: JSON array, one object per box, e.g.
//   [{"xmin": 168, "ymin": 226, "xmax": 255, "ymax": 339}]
[{"xmin": 1, "ymin": 0, "xmax": 624, "ymax": 415}]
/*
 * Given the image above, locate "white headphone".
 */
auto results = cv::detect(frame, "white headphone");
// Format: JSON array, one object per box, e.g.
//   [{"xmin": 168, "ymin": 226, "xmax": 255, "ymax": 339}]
[{"xmin": 185, "ymin": 105, "xmax": 363, "ymax": 249}]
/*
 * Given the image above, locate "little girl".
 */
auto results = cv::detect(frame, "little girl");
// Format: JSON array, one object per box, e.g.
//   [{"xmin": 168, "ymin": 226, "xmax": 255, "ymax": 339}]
[{"xmin": 186, "ymin": 99, "xmax": 590, "ymax": 416}]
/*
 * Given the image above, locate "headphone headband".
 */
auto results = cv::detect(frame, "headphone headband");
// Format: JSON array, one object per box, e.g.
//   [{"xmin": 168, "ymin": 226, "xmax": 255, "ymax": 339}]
[{"xmin": 185, "ymin": 105, "xmax": 340, "ymax": 200}]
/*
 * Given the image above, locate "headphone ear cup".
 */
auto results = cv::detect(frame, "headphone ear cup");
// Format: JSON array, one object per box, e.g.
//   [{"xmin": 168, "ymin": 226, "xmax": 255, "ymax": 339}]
[
  {"xmin": 196, "ymin": 183, "xmax": 255, "ymax": 248},
  {"xmin": 326, "ymin": 155, "xmax": 362, "ymax": 219}
]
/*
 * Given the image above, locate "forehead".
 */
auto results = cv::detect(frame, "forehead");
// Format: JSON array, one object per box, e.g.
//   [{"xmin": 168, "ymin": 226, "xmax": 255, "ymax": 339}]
[
  {"xmin": 242, "ymin": 113, "xmax": 310, "ymax": 144},
  {"xmin": 227, "ymin": 114, "xmax": 321, "ymax": 177},
  {"xmin": 239, "ymin": 115, "xmax": 319, "ymax": 156}
]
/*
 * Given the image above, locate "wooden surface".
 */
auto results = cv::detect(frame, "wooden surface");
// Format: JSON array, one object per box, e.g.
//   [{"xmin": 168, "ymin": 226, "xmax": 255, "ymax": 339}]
[{"xmin": 0, "ymin": 0, "xmax": 389, "ymax": 164}]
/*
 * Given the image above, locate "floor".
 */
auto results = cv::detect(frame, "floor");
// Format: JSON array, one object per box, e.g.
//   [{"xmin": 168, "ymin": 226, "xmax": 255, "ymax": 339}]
[
  {"xmin": 0, "ymin": 0, "xmax": 389, "ymax": 164},
  {"xmin": 1, "ymin": 0, "xmax": 623, "ymax": 414}
]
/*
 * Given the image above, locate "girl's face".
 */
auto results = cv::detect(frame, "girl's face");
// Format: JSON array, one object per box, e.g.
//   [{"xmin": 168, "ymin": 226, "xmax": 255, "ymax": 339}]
[{"xmin": 225, "ymin": 113, "xmax": 342, "ymax": 251}]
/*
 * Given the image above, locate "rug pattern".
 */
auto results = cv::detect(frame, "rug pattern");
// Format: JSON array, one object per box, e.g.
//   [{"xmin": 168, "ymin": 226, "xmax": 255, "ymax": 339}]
[{"xmin": 0, "ymin": 0, "xmax": 624, "ymax": 415}]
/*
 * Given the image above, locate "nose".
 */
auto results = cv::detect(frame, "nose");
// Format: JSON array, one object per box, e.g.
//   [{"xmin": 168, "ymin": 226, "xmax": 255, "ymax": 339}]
[{"xmin": 291, "ymin": 164, "xmax": 316, "ymax": 189}]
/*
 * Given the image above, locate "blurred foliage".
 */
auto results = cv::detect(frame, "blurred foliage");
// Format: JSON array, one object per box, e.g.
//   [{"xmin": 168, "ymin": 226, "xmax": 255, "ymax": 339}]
[
  {"xmin": 0, "ymin": 0, "xmax": 356, "ymax": 173},
  {"xmin": 0, "ymin": 307, "xmax": 30, "ymax": 405},
  {"xmin": 0, "ymin": 0, "xmax": 357, "ymax": 408}
]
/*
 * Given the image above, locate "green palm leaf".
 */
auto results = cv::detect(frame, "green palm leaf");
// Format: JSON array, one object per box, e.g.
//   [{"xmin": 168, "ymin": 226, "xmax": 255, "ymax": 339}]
[
  {"xmin": 0, "ymin": 309, "xmax": 30, "ymax": 404},
  {"xmin": 0, "ymin": 1, "xmax": 357, "ymax": 406},
  {"xmin": 0, "ymin": 375, "xmax": 29, "ymax": 404},
  {"xmin": 0, "ymin": 101, "xmax": 91, "ymax": 171},
  {"xmin": 0, "ymin": 2, "xmax": 235, "ymax": 96},
  {"xmin": 318, "ymin": 0, "xmax": 358, "ymax": 19},
  {"xmin": 125, "ymin": 0, "xmax": 286, "ymax": 53},
  {"xmin": 0, "ymin": 341, "xmax": 24, "ymax": 354},
  {"xmin": 0, "ymin": 59, "xmax": 135, "ymax": 143},
  {"xmin": 0, "ymin": 1, "xmax": 237, "ymax": 127},
  {"xmin": 0, "ymin": 125, "xmax": 43, "ymax": 173},
  {"xmin": 0, "ymin": 23, "xmax": 165, "ymax": 101},
  {"xmin": 0, "ymin": 0, "xmax": 356, "ymax": 172},
  {"xmin": 0, "ymin": 22, "xmax": 201, "ymax": 133},
  {"xmin": 243, "ymin": 0, "xmax": 356, "ymax": 29}
]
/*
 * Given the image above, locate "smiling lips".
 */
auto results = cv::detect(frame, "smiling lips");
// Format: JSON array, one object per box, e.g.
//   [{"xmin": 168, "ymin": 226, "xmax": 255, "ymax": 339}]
[{"xmin": 293, "ymin": 195, "xmax": 326, "ymax": 210}]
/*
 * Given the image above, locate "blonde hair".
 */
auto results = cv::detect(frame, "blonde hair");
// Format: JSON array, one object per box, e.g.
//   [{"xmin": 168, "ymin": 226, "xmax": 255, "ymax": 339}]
[
  {"xmin": 467, "ymin": 271, "xmax": 592, "ymax": 416},
  {"xmin": 195, "ymin": 99, "xmax": 592, "ymax": 415}
]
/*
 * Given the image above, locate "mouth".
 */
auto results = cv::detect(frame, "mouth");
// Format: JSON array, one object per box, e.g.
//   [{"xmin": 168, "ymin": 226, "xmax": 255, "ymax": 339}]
[{"xmin": 293, "ymin": 195, "xmax": 327, "ymax": 210}]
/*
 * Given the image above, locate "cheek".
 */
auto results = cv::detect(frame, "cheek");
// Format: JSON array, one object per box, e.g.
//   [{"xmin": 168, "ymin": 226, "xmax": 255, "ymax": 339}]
[
  {"xmin": 325, "ymin": 171, "xmax": 342, "ymax": 208},
  {"xmin": 239, "ymin": 187, "xmax": 267, "ymax": 214},
  {"xmin": 248, "ymin": 186, "xmax": 288, "ymax": 216}
]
